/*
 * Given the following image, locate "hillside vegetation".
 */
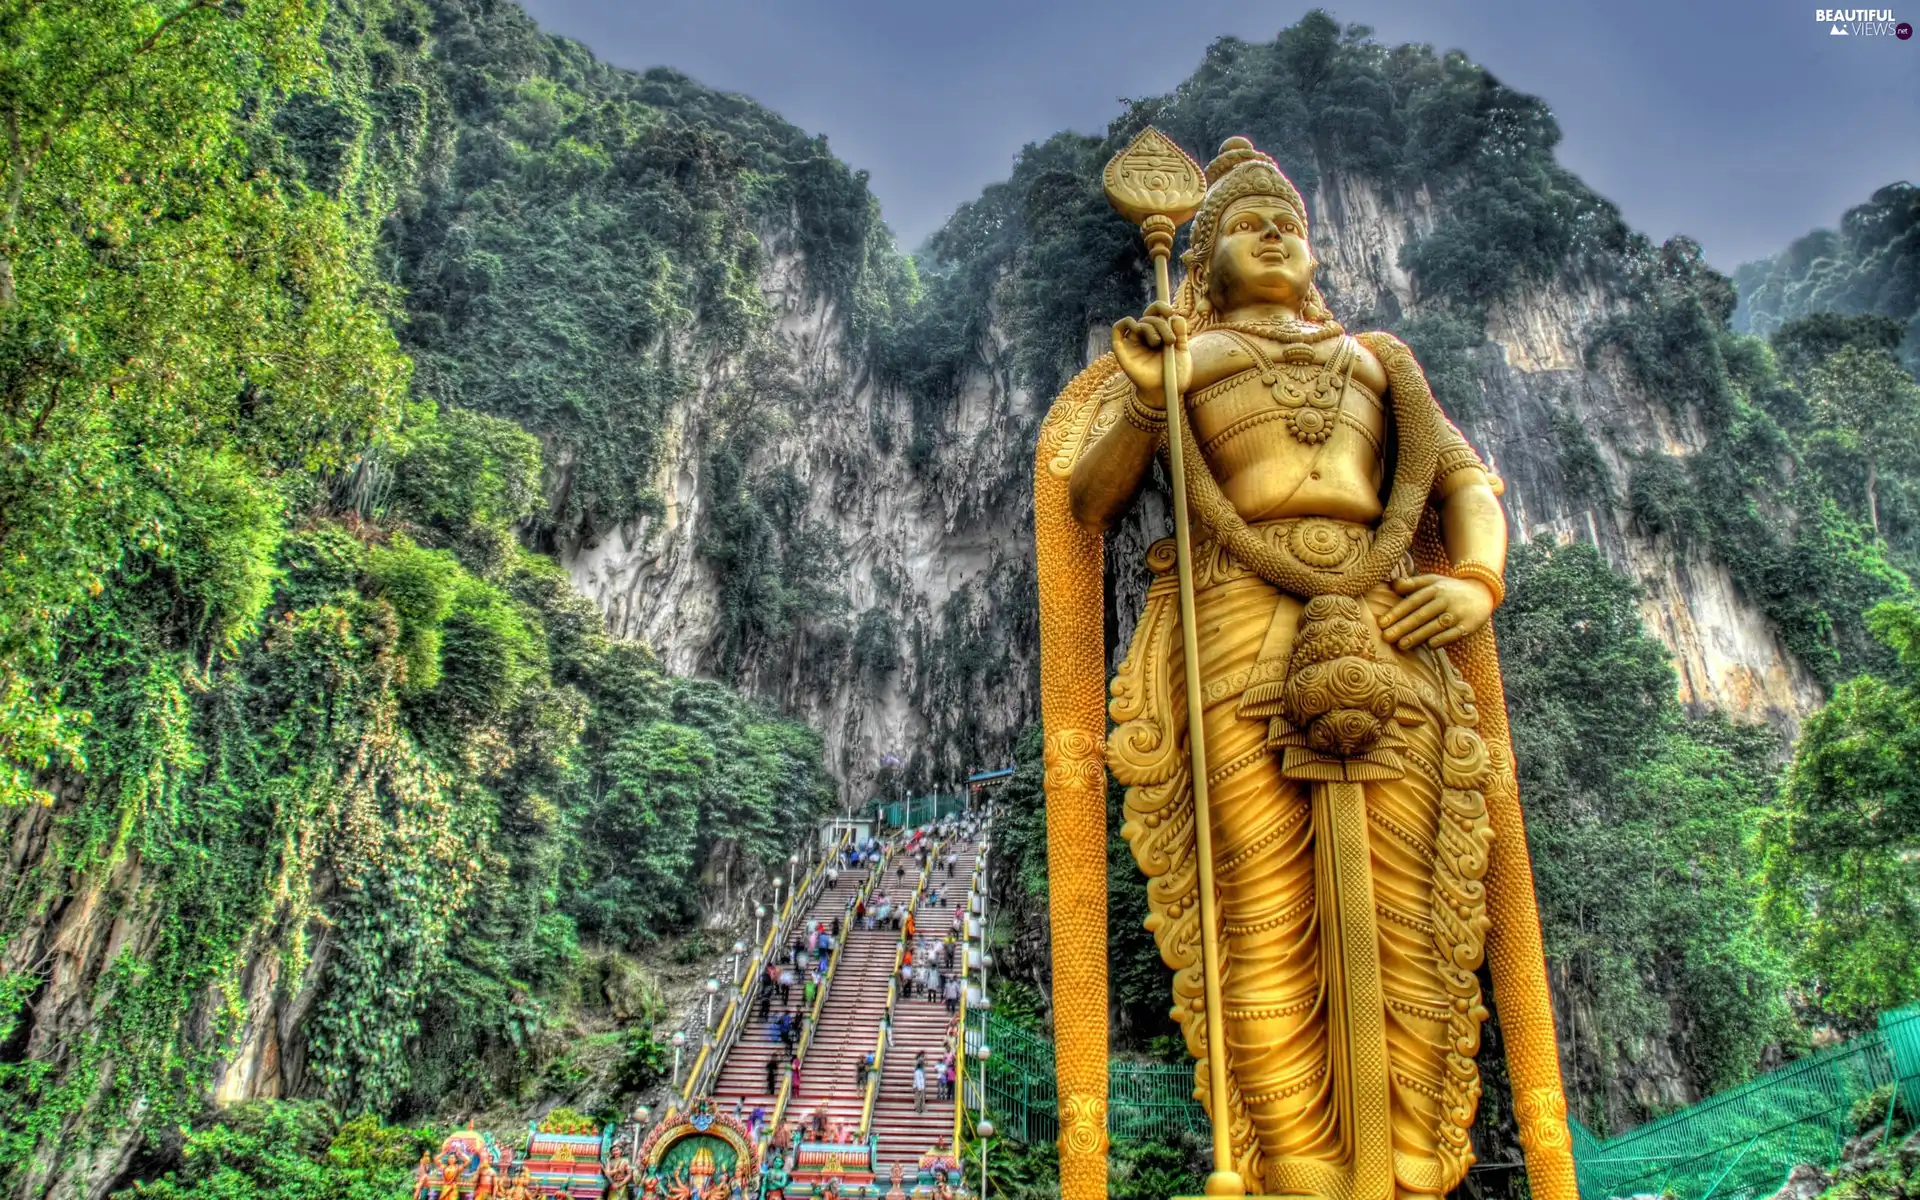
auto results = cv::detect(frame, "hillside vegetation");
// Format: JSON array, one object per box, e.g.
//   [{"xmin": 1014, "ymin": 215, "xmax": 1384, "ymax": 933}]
[{"xmin": 1, "ymin": 1, "xmax": 1918, "ymax": 1195}]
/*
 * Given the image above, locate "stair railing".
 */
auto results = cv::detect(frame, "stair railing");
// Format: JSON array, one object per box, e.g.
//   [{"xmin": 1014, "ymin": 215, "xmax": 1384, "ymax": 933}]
[
  {"xmin": 681, "ymin": 828, "xmax": 852, "ymax": 1108},
  {"xmin": 856, "ymin": 832, "xmax": 948, "ymax": 1141},
  {"xmin": 759, "ymin": 839, "xmax": 892, "ymax": 1152},
  {"xmin": 953, "ymin": 845, "xmax": 982, "ymax": 1152}
]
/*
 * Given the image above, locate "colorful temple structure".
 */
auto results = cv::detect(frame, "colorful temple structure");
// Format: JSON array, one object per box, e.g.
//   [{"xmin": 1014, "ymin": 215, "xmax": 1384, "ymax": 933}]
[{"xmin": 411, "ymin": 1101, "xmax": 961, "ymax": 1200}]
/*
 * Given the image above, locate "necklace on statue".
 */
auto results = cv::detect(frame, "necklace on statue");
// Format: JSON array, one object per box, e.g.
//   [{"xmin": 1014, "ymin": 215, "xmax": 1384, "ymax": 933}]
[
  {"xmin": 1213, "ymin": 317, "xmax": 1345, "ymax": 345},
  {"xmin": 1215, "ymin": 330, "xmax": 1359, "ymax": 445}
]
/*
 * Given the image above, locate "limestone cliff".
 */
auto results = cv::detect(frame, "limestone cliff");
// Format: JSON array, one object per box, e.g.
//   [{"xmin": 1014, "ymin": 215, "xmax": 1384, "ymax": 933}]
[{"xmin": 561, "ymin": 167, "xmax": 1823, "ymax": 814}]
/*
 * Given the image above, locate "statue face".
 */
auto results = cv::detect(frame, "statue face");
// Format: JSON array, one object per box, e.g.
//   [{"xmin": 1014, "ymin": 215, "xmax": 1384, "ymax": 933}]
[{"xmin": 1208, "ymin": 195, "xmax": 1314, "ymax": 313}]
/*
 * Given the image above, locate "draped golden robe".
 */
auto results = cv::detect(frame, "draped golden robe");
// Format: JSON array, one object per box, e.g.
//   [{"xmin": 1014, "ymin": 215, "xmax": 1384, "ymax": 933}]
[{"xmin": 1032, "ymin": 342, "xmax": 1576, "ymax": 1200}]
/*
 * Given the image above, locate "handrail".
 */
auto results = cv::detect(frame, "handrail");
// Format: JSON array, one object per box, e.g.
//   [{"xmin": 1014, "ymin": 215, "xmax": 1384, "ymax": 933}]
[
  {"xmin": 857, "ymin": 833, "xmax": 947, "ymax": 1139},
  {"xmin": 953, "ymin": 849, "xmax": 981, "ymax": 1152},
  {"xmin": 760, "ymin": 839, "xmax": 889, "ymax": 1152},
  {"xmin": 681, "ymin": 829, "xmax": 851, "ymax": 1108}
]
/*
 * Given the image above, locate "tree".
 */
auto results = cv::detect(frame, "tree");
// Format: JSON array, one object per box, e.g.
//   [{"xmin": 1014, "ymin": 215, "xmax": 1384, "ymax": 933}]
[
  {"xmin": 1809, "ymin": 346, "xmax": 1920, "ymax": 539},
  {"xmin": 1762, "ymin": 598, "xmax": 1920, "ymax": 1024},
  {"xmin": 0, "ymin": 0, "xmax": 407, "ymax": 806}
]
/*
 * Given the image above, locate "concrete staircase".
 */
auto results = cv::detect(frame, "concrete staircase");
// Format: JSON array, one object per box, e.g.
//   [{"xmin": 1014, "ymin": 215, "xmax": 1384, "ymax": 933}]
[
  {"xmin": 699, "ymin": 829, "xmax": 985, "ymax": 1185},
  {"xmin": 709, "ymin": 859, "xmax": 870, "ymax": 1118},
  {"xmin": 775, "ymin": 908, "xmax": 897, "ymax": 1140},
  {"xmin": 870, "ymin": 839, "xmax": 980, "ymax": 1178}
]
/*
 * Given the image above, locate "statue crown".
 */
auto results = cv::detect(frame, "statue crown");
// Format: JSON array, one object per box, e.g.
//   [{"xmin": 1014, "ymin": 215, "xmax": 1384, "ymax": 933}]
[{"xmin": 1183, "ymin": 136, "xmax": 1310, "ymax": 274}]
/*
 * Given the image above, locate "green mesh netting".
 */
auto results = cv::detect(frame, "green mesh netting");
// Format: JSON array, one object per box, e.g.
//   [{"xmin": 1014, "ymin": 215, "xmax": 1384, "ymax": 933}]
[{"xmin": 963, "ymin": 1005, "xmax": 1920, "ymax": 1200}]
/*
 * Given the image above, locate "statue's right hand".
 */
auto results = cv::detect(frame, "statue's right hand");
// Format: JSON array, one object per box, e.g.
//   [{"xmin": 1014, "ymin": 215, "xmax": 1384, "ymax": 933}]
[{"xmin": 1111, "ymin": 301, "xmax": 1190, "ymax": 408}]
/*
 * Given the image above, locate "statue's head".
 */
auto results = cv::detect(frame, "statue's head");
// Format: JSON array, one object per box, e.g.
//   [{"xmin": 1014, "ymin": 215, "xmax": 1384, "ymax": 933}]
[{"xmin": 1181, "ymin": 137, "xmax": 1332, "ymax": 323}]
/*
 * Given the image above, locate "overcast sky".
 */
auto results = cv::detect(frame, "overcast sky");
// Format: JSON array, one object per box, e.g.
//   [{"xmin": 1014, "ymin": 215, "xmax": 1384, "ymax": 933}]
[{"xmin": 517, "ymin": 0, "xmax": 1917, "ymax": 268}]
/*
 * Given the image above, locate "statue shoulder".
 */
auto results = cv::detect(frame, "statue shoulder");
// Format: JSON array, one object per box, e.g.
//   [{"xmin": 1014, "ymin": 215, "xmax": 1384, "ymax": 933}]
[
  {"xmin": 1349, "ymin": 331, "xmax": 1403, "ymax": 397},
  {"xmin": 1188, "ymin": 328, "xmax": 1261, "ymax": 390}
]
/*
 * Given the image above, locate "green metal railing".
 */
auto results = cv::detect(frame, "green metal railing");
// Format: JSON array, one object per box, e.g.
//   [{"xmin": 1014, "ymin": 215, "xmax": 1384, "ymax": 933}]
[
  {"xmin": 965, "ymin": 1010, "xmax": 1208, "ymax": 1146},
  {"xmin": 875, "ymin": 793, "xmax": 969, "ymax": 829}
]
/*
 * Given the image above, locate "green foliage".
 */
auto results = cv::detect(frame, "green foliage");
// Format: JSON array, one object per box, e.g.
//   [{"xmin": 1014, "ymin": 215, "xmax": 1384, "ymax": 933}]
[
  {"xmin": 910, "ymin": 561, "xmax": 1037, "ymax": 781},
  {"xmin": 1847, "ymin": 1084, "xmax": 1912, "ymax": 1137},
  {"xmin": 116, "ymin": 1102, "xmax": 434, "ymax": 1200},
  {"xmin": 1395, "ymin": 311, "xmax": 1487, "ymax": 420},
  {"xmin": 1734, "ymin": 182, "xmax": 1920, "ymax": 371},
  {"xmin": 1497, "ymin": 541, "xmax": 1788, "ymax": 1123},
  {"xmin": 698, "ymin": 442, "xmax": 848, "ymax": 675},
  {"xmin": 160, "ymin": 452, "xmax": 288, "ymax": 656},
  {"xmin": 965, "ymin": 1128, "xmax": 1204, "ymax": 1200},
  {"xmin": 1626, "ymin": 453, "xmax": 1708, "ymax": 547},
  {"xmin": 1550, "ymin": 406, "xmax": 1613, "ymax": 507},
  {"xmin": 1806, "ymin": 346, "xmax": 1920, "ymax": 540},
  {"xmin": 1591, "ymin": 240, "xmax": 1916, "ymax": 687},
  {"xmin": 379, "ymin": 402, "xmax": 544, "ymax": 548},
  {"xmin": 852, "ymin": 609, "xmax": 901, "ymax": 679},
  {"xmin": 0, "ymin": 0, "xmax": 409, "ymax": 808},
  {"xmin": 972, "ymin": 1133, "xmax": 1056, "ymax": 1200},
  {"xmin": 1109, "ymin": 1134, "xmax": 1207, "ymax": 1200},
  {"xmin": 363, "ymin": 536, "xmax": 462, "ymax": 691},
  {"xmin": 1772, "ymin": 314, "xmax": 1906, "ymax": 384},
  {"xmin": 382, "ymin": 0, "xmax": 900, "ymax": 544},
  {"xmin": 0, "ymin": 3, "xmax": 841, "ymax": 1172},
  {"xmin": 1761, "ymin": 598, "xmax": 1920, "ymax": 1024},
  {"xmin": 559, "ymin": 656, "xmax": 833, "ymax": 952},
  {"xmin": 613, "ymin": 1025, "xmax": 672, "ymax": 1095}
]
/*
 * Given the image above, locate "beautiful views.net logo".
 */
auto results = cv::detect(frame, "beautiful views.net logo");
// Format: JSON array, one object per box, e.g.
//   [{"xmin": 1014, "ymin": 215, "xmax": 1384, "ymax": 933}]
[{"xmin": 1816, "ymin": 7, "xmax": 1912, "ymax": 35}]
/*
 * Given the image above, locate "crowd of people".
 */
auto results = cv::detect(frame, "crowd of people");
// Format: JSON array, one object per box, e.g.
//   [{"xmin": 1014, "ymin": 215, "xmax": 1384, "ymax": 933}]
[{"xmin": 737, "ymin": 808, "xmax": 990, "ymax": 1150}]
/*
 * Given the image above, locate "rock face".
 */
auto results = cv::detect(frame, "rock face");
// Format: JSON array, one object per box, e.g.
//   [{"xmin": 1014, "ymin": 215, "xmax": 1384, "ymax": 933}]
[
  {"xmin": 0, "ymin": 802, "xmax": 330, "ymax": 1199},
  {"xmin": 562, "ymin": 166, "xmax": 1821, "ymax": 808}
]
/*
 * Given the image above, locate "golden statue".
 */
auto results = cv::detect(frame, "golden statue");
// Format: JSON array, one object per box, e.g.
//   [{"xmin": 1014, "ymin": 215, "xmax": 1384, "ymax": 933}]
[{"xmin": 1032, "ymin": 132, "xmax": 1575, "ymax": 1200}]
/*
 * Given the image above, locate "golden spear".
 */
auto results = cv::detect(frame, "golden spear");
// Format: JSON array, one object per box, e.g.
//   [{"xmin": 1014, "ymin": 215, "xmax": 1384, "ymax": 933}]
[{"xmin": 1101, "ymin": 127, "xmax": 1244, "ymax": 1198}]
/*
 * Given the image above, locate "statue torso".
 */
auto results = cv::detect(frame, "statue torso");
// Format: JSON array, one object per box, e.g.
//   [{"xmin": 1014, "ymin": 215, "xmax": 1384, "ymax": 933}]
[{"xmin": 1185, "ymin": 327, "xmax": 1389, "ymax": 524}]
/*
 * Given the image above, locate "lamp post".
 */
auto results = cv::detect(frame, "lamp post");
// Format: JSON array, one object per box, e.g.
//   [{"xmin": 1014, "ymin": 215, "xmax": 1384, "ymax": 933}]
[
  {"xmin": 704, "ymin": 977, "xmax": 721, "ymax": 1030},
  {"xmin": 755, "ymin": 904, "xmax": 767, "ymax": 946},
  {"xmin": 671, "ymin": 1030, "xmax": 687, "ymax": 1088},
  {"xmin": 974, "ymin": 1043, "xmax": 994, "ymax": 1200},
  {"xmin": 732, "ymin": 940, "xmax": 748, "ymax": 986},
  {"xmin": 789, "ymin": 852, "xmax": 801, "ymax": 896},
  {"xmin": 772, "ymin": 876, "xmax": 784, "ymax": 918},
  {"xmin": 978, "ymin": 839, "xmax": 992, "ymax": 1002},
  {"xmin": 631, "ymin": 1103, "xmax": 651, "ymax": 1158}
]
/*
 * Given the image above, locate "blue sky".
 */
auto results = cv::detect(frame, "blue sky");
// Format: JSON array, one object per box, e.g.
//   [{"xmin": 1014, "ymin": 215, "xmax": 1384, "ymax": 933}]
[{"xmin": 518, "ymin": 0, "xmax": 1917, "ymax": 268}]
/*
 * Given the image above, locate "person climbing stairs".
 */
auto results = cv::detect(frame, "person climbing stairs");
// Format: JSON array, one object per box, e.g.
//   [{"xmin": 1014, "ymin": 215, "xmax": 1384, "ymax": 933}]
[
  {"xmin": 709, "ymin": 852, "xmax": 872, "ymax": 1127},
  {"xmin": 869, "ymin": 836, "xmax": 981, "ymax": 1181}
]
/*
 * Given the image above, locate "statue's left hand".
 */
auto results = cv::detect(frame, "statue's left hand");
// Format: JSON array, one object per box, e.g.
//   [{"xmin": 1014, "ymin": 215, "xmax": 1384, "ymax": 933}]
[{"xmin": 1381, "ymin": 574, "xmax": 1495, "ymax": 650}]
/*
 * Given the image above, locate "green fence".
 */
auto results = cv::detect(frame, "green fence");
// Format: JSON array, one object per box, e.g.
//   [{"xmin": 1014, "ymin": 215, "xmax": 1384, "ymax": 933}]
[
  {"xmin": 964, "ymin": 1010, "xmax": 1207, "ymax": 1145},
  {"xmin": 1570, "ymin": 1005, "xmax": 1920, "ymax": 1200},
  {"xmin": 965, "ymin": 1004, "xmax": 1920, "ymax": 1200},
  {"xmin": 875, "ymin": 793, "xmax": 969, "ymax": 829}
]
